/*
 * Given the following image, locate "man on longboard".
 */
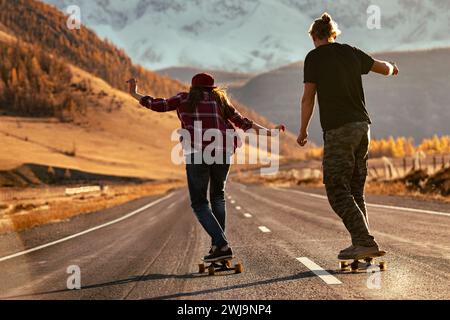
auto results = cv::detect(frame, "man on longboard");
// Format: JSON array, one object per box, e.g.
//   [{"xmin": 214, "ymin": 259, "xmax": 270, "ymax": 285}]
[{"xmin": 297, "ymin": 13, "xmax": 399, "ymax": 260}]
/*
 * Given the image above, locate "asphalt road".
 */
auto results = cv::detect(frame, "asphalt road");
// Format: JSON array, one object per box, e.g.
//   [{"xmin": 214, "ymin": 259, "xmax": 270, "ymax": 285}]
[{"xmin": 0, "ymin": 182, "xmax": 449, "ymax": 300}]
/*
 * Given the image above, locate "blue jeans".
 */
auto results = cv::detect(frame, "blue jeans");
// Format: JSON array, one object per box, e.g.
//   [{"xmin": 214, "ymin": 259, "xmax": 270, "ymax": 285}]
[{"xmin": 186, "ymin": 153, "xmax": 231, "ymax": 248}]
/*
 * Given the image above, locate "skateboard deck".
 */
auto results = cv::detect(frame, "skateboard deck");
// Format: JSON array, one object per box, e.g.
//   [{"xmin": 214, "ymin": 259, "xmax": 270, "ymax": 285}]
[
  {"xmin": 198, "ymin": 259, "xmax": 243, "ymax": 275},
  {"xmin": 339, "ymin": 251, "xmax": 387, "ymax": 273}
]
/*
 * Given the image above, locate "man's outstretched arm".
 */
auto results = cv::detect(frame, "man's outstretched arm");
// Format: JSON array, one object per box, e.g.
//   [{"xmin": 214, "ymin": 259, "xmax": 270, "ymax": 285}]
[
  {"xmin": 371, "ymin": 59, "xmax": 399, "ymax": 76},
  {"xmin": 298, "ymin": 82, "xmax": 317, "ymax": 147}
]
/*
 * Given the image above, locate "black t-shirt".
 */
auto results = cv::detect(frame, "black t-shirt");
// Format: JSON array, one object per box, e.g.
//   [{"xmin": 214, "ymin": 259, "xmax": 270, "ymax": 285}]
[{"xmin": 303, "ymin": 42, "xmax": 375, "ymax": 131}]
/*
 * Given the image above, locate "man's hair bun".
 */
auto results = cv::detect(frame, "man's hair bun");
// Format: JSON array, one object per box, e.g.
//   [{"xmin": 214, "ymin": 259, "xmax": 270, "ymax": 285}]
[
  {"xmin": 309, "ymin": 12, "xmax": 341, "ymax": 40},
  {"xmin": 321, "ymin": 13, "xmax": 331, "ymax": 24}
]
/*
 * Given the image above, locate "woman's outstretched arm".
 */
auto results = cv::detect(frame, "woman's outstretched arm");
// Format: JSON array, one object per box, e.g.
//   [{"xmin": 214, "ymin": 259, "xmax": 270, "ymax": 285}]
[
  {"xmin": 227, "ymin": 104, "xmax": 285, "ymax": 136},
  {"xmin": 251, "ymin": 123, "xmax": 285, "ymax": 136},
  {"xmin": 127, "ymin": 78, "xmax": 145, "ymax": 101},
  {"xmin": 126, "ymin": 78, "xmax": 180, "ymax": 112}
]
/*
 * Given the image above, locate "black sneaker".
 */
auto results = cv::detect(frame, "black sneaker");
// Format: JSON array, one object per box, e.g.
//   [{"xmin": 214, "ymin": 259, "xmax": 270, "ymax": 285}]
[
  {"xmin": 203, "ymin": 246, "xmax": 233, "ymax": 263},
  {"xmin": 338, "ymin": 245, "xmax": 383, "ymax": 260},
  {"xmin": 209, "ymin": 245, "xmax": 217, "ymax": 255}
]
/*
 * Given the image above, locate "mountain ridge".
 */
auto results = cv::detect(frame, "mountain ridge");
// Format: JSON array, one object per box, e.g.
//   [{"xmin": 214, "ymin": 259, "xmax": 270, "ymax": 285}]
[{"xmin": 43, "ymin": 0, "xmax": 450, "ymax": 72}]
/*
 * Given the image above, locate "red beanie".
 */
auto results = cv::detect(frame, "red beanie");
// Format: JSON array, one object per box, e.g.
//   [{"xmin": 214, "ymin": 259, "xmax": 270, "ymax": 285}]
[{"xmin": 191, "ymin": 73, "xmax": 216, "ymax": 88}]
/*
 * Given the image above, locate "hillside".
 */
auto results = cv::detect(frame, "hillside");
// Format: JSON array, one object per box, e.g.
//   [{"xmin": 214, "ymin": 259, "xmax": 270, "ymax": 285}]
[
  {"xmin": 0, "ymin": 58, "xmax": 186, "ymax": 180},
  {"xmin": 230, "ymin": 48, "xmax": 450, "ymax": 144}
]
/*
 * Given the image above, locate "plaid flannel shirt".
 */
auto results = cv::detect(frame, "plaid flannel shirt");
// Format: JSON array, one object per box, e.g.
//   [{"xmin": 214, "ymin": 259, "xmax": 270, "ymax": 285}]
[{"xmin": 140, "ymin": 91, "xmax": 253, "ymax": 153}]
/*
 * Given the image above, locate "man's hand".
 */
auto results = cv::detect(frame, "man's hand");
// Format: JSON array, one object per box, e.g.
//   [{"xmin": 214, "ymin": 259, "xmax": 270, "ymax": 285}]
[
  {"xmin": 390, "ymin": 62, "xmax": 399, "ymax": 76},
  {"xmin": 126, "ymin": 78, "xmax": 138, "ymax": 94},
  {"xmin": 371, "ymin": 60, "xmax": 399, "ymax": 76},
  {"xmin": 297, "ymin": 131, "xmax": 308, "ymax": 147}
]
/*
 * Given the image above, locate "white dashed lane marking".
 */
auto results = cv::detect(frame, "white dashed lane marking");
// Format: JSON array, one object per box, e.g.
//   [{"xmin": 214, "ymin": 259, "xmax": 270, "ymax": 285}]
[
  {"xmin": 244, "ymin": 213, "xmax": 252, "ymax": 218},
  {"xmin": 296, "ymin": 257, "xmax": 342, "ymax": 285},
  {"xmin": 258, "ymin": 226, "xmax": 271, "ymax": 233},
  {"xmin": 235, "ymin": 206, "xmax": 242, "ymax": 210}
]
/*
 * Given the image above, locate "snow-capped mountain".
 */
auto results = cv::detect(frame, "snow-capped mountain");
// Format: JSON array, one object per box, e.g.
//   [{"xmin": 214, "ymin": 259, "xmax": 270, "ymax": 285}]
[{"xmin": 44, "ymin": 0, "xmax": 450, "ymax": 72}]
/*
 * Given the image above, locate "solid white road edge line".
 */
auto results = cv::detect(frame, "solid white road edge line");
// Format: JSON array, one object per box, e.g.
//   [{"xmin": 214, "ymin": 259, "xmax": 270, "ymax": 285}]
[
  {"xmin": 296, "ymin": 257, "xmax": 342, "ymax": 285},
  {"xmin": 273, "ymin": 187, "xmax": 450, "ymax": 217},
  {"xmin": 258, "ymin": 226, "xmax": 271, "ymax": 233},
  {"xmin": 0, "ymin": 192, "xmax": 175, "ymax": 263}
]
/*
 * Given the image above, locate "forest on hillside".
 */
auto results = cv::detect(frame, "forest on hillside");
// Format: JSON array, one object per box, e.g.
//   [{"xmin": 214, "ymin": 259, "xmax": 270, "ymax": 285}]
[
  {"xmin": 0, "ymin": 41, "xmax": 87, "ymax": 119},
  {"xmin": 0, "ymin": 0, "xmax": 183, "ymax": 113}
]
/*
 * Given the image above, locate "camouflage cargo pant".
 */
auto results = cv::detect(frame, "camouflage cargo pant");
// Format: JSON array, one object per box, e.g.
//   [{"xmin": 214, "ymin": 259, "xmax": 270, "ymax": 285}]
[{"xmin": 323, "ymin": 121, "xmax": 378, "ymax": 247}]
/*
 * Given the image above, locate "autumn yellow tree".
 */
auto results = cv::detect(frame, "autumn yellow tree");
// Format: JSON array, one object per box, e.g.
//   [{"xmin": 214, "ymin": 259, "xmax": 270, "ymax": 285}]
[
  {"xmin": 9, "ymin": 67, "xmax": 18, "ymax": 87},
  {"xmin": 418, "ymin": 135, "xmax": 450, "ymax": 154}
]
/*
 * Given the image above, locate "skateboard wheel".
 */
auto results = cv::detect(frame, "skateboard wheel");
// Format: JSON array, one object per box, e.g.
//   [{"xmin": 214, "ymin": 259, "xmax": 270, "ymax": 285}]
[
  {"xmin": 350, "ymin": 261, "xmax": 359, "ymax": 272},
  {"xmin": 235, "ymin": 263, "xmax": 243, "ymax": 274},
  {"xmin": 226, "ymin": 260, "xmax": 232, "ymax": 268},
  {"xmin": 364, "ymin": 258, "xmax": 373, "ymax": 264},
  {"xmin": 198, "ymin": 264, "xmax": 206, "ymax": 274},
  {"xmin": 208, "ymin": 265, "xmax": 215, "ymax": 276},
  {"xmin": 379, "ymin": 261, "xmax": 387, "ymax": 271},
  {"xmin": 339, "ymin": 261, "xmax": 349, "ymax": 270}
]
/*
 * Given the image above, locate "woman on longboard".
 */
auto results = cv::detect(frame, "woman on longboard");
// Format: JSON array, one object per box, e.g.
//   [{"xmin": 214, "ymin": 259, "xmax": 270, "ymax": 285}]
[
  {"xmin": 297, "ymin": 13, "xmax": 399, "ymax": 260},
  {"xmin": 127, "ymin": 73, "xmax": 284, "ymax": 262}
]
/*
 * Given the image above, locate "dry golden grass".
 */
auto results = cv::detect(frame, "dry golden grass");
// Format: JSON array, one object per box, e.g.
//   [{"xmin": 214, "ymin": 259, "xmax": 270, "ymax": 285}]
[
  {"xmin": 0, "ymin": 180, "xmax": 184, "ymax": 234},
  {"xmin": 365, "ymin": 181, "xmax": 450, "ymax": 203},
  {"xmin": 232, "ymin": 169, "xmax": 450, "ymax": 204}
]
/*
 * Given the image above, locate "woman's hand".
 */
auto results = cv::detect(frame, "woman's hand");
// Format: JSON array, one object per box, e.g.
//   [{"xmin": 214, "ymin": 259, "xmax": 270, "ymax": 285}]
[
  {"xmin": 126, "ymin": 78, "xmax": 138, "ymax": 95},
  {"xmin": 297, "ymin": 130, "xmax": 308, "ymax": 147},
  {"xmin": 271, "ymin": 124, "xmax": 286, "ymax": 136},
  {"xmin": 251, "ymin": 123, "xmax": 285, "ymax": 136},
  {"xmin": 126, "ymin": 78, "xmax": 145, "ymax": 102}
]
